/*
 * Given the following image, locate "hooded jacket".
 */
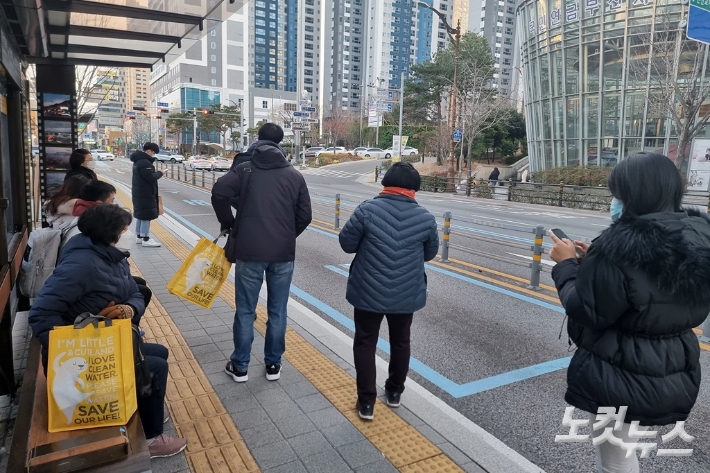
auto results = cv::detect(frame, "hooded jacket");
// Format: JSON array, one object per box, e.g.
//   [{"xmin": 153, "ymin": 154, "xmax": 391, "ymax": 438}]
[
  {"xmin": 72, "ymin": 199, "xmax": 100, "ymax": 217},
  {"xmin": 552, "ymin": 208, "xmax": 710, "ymax": 425},
  {"xmin": 211, "ymin": 141, "xmax": 312, "ymax": 262},
  {"xmin": 339, "ymin": 194, "xmax": 439, "ymax": 314},
  {"xmin": 64, "ymin": 166, "xmax": 97, "ymax": 181},
  {"xmin": 130, "ymin": 150, "xmax": 163, "ymax": 221},
  {"xmin": 28, "ymin": 234, "xmax": 145, "ymax": 371},
  {"xmin": 45, "ymin": 199, "xmax": 78, "ymax": 227},
  {"xmin": 229, "ymin": 151, "xmax": 252, "ymax": 172}
]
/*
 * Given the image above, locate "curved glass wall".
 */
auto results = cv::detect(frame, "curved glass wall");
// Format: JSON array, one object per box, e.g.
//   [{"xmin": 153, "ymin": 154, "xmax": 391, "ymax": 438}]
[{"xmin": 517, "ymin": 0, "xmax": 710, "ymax": 171}]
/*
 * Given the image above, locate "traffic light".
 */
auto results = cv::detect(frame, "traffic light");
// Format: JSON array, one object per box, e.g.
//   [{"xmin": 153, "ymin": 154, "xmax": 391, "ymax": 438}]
[
  {"xmin": 152, "ymin": 115, "xmax": 161, "ymax": 119},
  {"xmin": 202, "ymin": 109, "xmax": 213, "ymax": 115},
  {"xmin": 126, "ymin": 116, "xmax": 135, "ymax": 120},
  {"xmin": 157, "ymin": 107, "xmax": 169, "ymax": 114}
]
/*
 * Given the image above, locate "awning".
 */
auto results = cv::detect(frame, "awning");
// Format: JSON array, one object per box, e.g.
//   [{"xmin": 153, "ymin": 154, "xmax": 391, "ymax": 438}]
[{"xmin": 4, "ymin": 0, "xmax": 246, "ymax": 68}]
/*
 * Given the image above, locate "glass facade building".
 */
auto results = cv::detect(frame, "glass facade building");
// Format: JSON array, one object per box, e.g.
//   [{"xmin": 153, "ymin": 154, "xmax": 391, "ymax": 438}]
[{"xmin": 517, "ymin": 0, "xmax": 710, "ymax": 172}]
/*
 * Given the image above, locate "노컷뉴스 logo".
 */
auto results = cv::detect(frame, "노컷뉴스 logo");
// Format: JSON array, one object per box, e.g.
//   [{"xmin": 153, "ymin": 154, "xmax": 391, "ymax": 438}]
[{"xmin": 555, "ymin": 407, "xmax": 694, "ymax": 458}]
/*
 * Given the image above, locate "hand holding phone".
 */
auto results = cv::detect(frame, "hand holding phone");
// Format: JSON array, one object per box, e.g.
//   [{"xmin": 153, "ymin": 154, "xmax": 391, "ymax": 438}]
[{"xmin": 550, "ymin": 228, "xmax": 585, "ymax": 260}]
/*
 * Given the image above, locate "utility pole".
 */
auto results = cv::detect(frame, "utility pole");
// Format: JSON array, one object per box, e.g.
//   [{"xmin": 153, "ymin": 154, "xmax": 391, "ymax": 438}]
[
  {"xmin": 294, "ymin": 0, "xmax": 305, "ymax": 166},
  {"xmin": 192, "ymin": 107, "xmax": 197, "ymax": 157},
  {"xmin": 398, "ymin": 73, "xmax": 404, "ymax": 160}
]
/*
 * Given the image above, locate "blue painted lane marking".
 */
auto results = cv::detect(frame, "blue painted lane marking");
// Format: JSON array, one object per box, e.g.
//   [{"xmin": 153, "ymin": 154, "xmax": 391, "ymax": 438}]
[
  {"xmin": 325, "ymin": 265, "xmax": 350, "ymax": 277},
  {"xmin": 437, "ymin": 221, "xmax": 553, "ymax": 249},
  {"xmin": 289, "ymin": 283, "xmax": 570, "ymax": 398}
]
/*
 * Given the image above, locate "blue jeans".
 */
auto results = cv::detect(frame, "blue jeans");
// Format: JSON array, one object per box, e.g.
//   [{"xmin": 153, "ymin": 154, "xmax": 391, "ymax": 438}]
[
  {"xmin": 135, "ymin": 219, "xmax": 151, "ymax": 237},
  {"xmin": 230, "ymin": 260, "xmax": 294, "ymax": 371}
]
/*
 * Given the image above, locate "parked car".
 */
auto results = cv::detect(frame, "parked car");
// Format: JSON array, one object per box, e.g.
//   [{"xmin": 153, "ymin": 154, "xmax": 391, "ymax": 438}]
[
  {"xmin": 301, "ymin": 147, "xmax": 324, "ymax": 158},
  {"xmin": 315, "ymin": 147, "xmax": 347, "ymax": 157},
  {"xmin": 384, "ymin": 146, "xmax": 419, "ymax": 156},
  {"xmin": 155, "ymin": 151, "xmax": 185, "ymax": 163},
  {"xmin": 349, "ymin": 147, "xmax": 368, "ymax": 155},
  {"xmin": 90, "ymin": 149, "xmax": 115, "ymax": 161},
  {"xmin": 357, "ymin": 148, "xmax": 390, "ymax": 159},
  {"xmin": 211, "ymin": 158, "xmax": 231, "ymax": 172},
  {"xmin": 184, "ymin": 156, "xmax": 213, "ymax": 170}
]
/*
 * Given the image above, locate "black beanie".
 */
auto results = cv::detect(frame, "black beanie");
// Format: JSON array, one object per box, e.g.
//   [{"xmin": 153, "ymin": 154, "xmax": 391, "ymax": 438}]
[{"xmin": 381, "ymin": 162, "xmax": 421, "ymax": 191}]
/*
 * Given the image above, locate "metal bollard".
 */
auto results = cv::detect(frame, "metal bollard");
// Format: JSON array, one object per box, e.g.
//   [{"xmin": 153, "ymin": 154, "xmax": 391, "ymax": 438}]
[
  {"xmin": 466, "ymin": 177, "xmax": 472, "ymax": 197},
  {"xmin": 201, "ymin": 170, "xmax": 205, "ymax": 188},
  {"xmin": 508, "ymin": 178, "xmax": 513, "ymax": 201},
  {"xmin": 192, "ymin": 169, "xmax": 196, "ymax": 185},
  {"xmin": 528, "ymin": 224, "xmax": 544, "ymax": 290},
  {"xmin": 558, "ymin": 181, "xmax": 564, "ymax": 207},
  {"xmin": 335, "ymin": 193, "xmax": 341, "ymax": 229},
  {"xmin": 212, "ymin": 171, "xmax": 216, "ymax": 187},
  {"xmin": 374, "ymin": 167, "xmax": 378, "ymax": 182},
  {"xmin": 440, "ymin": 211, "xmax": 451, "ymax": 262}
]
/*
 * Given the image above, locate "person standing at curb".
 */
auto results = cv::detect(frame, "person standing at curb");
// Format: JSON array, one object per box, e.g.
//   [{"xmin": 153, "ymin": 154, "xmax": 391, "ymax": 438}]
[
  {"xmin": 131, "ymin": 143, "xmax": 163, "ymax": 247},
  {"xmin": 211, "ymin": 123, "xmax": 312, "ymax": 383},
  {"xmin": 339, "ymin": 162, "xmax": 438, "ymax": 420}
]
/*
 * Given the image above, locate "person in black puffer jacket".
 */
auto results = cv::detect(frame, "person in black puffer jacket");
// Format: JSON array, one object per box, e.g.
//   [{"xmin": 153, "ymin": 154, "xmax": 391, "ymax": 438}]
[
  {"xmin": 339, "ymin": 162, "xmax": 438, "ymax": 421},
  {"xmin": 549, "ymin": 152, "xmax": 710, "ymax": 473},
  {"xmin": 130, "ymin": 143, "xmax": 163, "ymax": 247}
]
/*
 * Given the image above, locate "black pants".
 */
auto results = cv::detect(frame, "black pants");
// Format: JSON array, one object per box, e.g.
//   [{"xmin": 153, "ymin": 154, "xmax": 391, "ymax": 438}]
[
  {"xmin": 132, "ymin": 276, "xmax": 152, "ymax": 324},
  {"xmin": 353, "ymin": 309, "xmax": 413, "ymax": 405},
  {"xmin": 138, "ymin": 342, "xmax": 169, "ymax": 439}
]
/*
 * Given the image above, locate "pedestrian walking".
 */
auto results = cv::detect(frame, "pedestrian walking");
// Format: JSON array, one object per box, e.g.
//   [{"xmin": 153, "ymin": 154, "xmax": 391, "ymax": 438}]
[
  {"xmin": 211, "ymin": 123, "xmax": 312, "ymax": 383},
  {"xmin": 339, "ymin": 162, "xmax": 438, "ymax": 420},
  {"xmin": 130, "ymin": 142, "xmax": 163, "ymax": 247},
  {"xmin": 488, "ymin": 167, "xmax": 500, "ymax": 187},
  {"xmin": 549, "ymin": 151, "xmax": 710, "ymax": 473}
]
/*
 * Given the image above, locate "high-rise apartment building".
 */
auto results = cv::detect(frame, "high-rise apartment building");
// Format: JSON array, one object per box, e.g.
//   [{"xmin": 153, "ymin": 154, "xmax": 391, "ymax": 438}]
[
  {"xmin": 469, "ymin": 0, "xmax": 518, "ymax": 96},
  {"xmin": 125, "ymin": 68, "xmax": 151, "ymax": 113}
]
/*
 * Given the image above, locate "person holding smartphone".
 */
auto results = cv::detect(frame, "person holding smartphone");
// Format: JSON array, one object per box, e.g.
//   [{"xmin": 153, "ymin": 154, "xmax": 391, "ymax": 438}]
[{"xmin": 549, "ymin": 152, "xmax": 710, "ymax": 473}]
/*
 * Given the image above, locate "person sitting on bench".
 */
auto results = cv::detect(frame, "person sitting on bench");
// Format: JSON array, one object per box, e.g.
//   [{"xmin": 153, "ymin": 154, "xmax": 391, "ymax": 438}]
[{"xmin": 28, "ymin": 204, "xmax": 187, "ymax": 458}]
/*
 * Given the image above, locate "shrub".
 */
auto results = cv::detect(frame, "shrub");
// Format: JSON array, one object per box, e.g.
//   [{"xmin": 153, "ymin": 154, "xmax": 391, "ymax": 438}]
[
  {"xmin": 314, "ymin": 153, "xmax": 362, "ymax": 167},
  {"xmin": 531, "ymin": 165, "xmax": 613, "ymax": 187}
]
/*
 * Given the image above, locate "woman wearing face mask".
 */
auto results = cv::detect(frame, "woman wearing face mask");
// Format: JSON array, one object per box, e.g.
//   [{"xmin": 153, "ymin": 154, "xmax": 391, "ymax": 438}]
[
  {"xmin": 64, "ymin": 149, "xmax": 98, "ymax": 181},
  {"xmin": 549, "ymin": 152, "xmax": 710, "ymax": 473}
]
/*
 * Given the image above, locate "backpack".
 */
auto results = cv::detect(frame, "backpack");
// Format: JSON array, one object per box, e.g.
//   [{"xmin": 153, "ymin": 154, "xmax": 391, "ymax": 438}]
[{"xmin": 19, "ymin": 220, "xmax": 78, "ymax": 298}]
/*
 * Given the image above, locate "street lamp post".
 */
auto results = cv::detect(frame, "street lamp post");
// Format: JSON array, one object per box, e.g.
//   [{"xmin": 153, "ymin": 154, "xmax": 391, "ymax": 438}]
[{"xmin": 419, "ymin": 2, "xmax": 461, "ymax": 190}]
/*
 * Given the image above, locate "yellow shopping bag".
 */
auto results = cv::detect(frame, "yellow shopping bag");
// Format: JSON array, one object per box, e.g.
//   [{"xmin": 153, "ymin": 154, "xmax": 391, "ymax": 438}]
[
  {"xmin": 167, "ymin": 236, "xmax": 231, "ymax": 309},
  {"xmin": 47, "ymin": 314, "xmax": 137, "ymax": 433}
]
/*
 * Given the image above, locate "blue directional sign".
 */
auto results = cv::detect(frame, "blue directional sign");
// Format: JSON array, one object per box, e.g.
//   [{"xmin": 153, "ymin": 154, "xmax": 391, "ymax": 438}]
[
  {"xmin": 157, "ymin": 102, "xmax": 169, "ymax": 108},
  {"xmin": 301, "ymin": 106, "xmax": 317, "ymax": 112},
  {"xmin": 452, "ymin": 127, "xmax": 463, "ymax": 142},
  {"xmin": 688, "ymin": 1, "xmax": 710, "ymax": 45},
  {"xmin": 293, "ymin": 111, "xmax": 310, "ymax": 117}
]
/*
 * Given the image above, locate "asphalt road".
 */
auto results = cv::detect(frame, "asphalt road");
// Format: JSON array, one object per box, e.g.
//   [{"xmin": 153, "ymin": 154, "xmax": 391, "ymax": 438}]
[{"xmin": 98, "ymin": 157, "xmax": 710, "ymax": 473}]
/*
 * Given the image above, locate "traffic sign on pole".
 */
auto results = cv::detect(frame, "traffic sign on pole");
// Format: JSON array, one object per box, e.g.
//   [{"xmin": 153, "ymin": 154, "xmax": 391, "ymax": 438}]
[
  {"xmin": 293, "ymin": 111, "xmax": 310, "ymax": 117},
  {"xmin": 688, "ymin": 0, "xmax": 710, "ymax": 45},
  {"xmin": 452, "ymin": 127, "xmax": 463, "ymax": 142},
  {"xmin": 157, "ymin": 102, "xmax": 169, "ymax": 108},
  {"xmin": 301, "ymin": 106, "xmax": 317, "ymax": 112},
  {"xmin": 377, "ymin": 90, "xmax": 394, "ymax": 101},
  {"xmin": 376, "ymin": 103, "xmax": 393, "ymax": 112}
]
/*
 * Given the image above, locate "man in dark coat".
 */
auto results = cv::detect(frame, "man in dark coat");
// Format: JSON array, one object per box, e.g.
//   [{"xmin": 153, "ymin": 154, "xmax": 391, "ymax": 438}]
[
  {"xmin": 229, "ymin": 150, "xmax": 252, "ymax": 172},
  {"xmin": 130, "ymin": 142, "xmax": 163, "ymax": 247},
  {"xmin": 488, "ymin": 167, "xmax": 500, "ymax": 186},
  {"xmin": 211, "ymin": 123, "xmax": 312, "ymax": 384}
]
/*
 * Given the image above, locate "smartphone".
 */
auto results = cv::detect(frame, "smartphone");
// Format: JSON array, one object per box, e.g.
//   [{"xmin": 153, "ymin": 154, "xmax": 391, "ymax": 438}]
[{"xmin": 551, "ymin": 228, "xmax": 585, "ymax": 259}]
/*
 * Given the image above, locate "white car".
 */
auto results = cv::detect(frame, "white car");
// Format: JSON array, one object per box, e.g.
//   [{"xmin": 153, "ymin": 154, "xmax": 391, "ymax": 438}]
[
  {"xmin": 211, "ymin": 158, "xmax": 231, "ymax": 172},
  {"xmin": 184, "ymin": 156, "xmax": 213, "ymax": 171},
  {"xmin": 155, "ymin": 151, "xmax": 185, "ymax": 163},
  {"xmin": 315, "ymin": 147, "xmax": 347, "ymax": 157},
  {"xmin": 384, "ymin": 146, "xmax": 419, "ymax": 156},
  {"xmin": 91, "ymin": 149, "xmax": 115, "ymax": 161},
  {"xmin": 357, "ymin": 148, "xmax": 390, "ymax": 159},
  {"xmin": 349, "ymin": 147, "xmax": 368, "ymax": 155}
]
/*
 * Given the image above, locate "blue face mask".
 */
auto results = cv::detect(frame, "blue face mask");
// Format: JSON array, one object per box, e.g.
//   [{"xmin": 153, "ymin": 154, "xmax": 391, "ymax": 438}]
[{"xmin": 610, "ymin": 198, "xmax": 623, "ymax": 221}]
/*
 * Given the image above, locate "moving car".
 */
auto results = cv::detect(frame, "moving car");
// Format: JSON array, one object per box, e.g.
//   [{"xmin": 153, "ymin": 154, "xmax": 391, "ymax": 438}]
[
  {"xmin": 91, "ymin": 149, "xmax": 115, "ymax": 161},
  {"xmin": 349, "ymin": 147, "xmax": 368, "ymax": 155},
  {"xmin": 301, "ymin": 147, "xmax": 324, "ymax": 158},
  {"xmin": 315, "ymin": 147, "xmax": 347, "ymax": 156},
  {"xmin": 155, "ymin": 151, "xmax": 185, "ymax": 163},
  {"xmin": 357, "ymin": 148, "xmax": 390, "ymax": 159},
  {"xmin": 184, "ymin": 156, "xmax": 213, "ymax": 170},
  {"xmin": 384, "ymin": 146, "xmax": 419, "ymax": 156},
  {"xmin": 211, "ymin": 158, "xmax": 231, "ymax": 172}
]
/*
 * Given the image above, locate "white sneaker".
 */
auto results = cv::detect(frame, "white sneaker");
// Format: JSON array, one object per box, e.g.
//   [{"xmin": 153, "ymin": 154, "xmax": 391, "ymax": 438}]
[
  {"xmin": 136, "ymin": 236, "xmax": 144, "ymax": 243},
  {"xmin": 142, "ymin": 239, "xmax": 161, "ymax": 247}
]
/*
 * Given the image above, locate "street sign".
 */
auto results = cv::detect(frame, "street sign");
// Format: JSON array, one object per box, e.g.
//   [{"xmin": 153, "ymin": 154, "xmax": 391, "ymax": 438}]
[
  {"xmin": 368, "ymin": 116, "xmax": 383, "ymax": 127},
  {"xmin": 301, "ymin": 106, "xmax": 317, "ymax": 112},
  {"xmin": 299, "ymin": 100, "xmax": 310, "ymax": 106},
  {"xmin": 292, "ymin": 125, "xmax": 310, "ymax": 131},
  {"xmin": 376, "ymin": 103, "xmax": 393, "ymax": 112},
  {"xmin": 157, "ymin": 102, "xmax": 169, "ymax": 107},
  {"xmin": 126, "ymin": 111, "xmax": 136, "ymax": 116},
  {"xmin": 688, "ymin": 1, "xmax": 710, "ymax": 45},
  {"xmin": 368, "ymin": 110, "xmax": 377, "ymax": 118},
  {"xmin": 303, "ymin": 118, "xmax": 318, "ymax": 123},
  {"xmin": 452, "ymin": 127, "xmax": 463, "ymax": 142},
  {"xmin": 293, "ymin": 111, "xmax": 310, "ymax": 117},
  {"xmin": 377, "ymin": 90, "xmax": 394, "ymax": 101},
  {"xmin": 83, "ymin": 133, "xmax": 91, "ymax": 140}
]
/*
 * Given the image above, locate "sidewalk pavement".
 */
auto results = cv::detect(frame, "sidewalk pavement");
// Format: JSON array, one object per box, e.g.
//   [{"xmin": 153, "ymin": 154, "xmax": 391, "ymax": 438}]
[{"xmin": 109, "ymin": 178, "xmax": 544, "ymax": 473}]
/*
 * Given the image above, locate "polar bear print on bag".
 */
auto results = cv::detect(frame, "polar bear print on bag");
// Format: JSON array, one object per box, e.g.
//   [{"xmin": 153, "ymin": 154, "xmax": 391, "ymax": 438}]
[
  {"xmin": 184, "ymin": 254, "xmax": 212, "ymax": 292},
  {"xmin": 52, "ymin": 352, "xmax": 95, "ymax": 425}
]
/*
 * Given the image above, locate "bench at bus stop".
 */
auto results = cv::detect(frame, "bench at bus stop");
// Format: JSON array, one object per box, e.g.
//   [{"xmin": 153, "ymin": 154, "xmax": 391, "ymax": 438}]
[{"xmin": 7, "ymin": 336, "xmax": 151, "ymax": 473}]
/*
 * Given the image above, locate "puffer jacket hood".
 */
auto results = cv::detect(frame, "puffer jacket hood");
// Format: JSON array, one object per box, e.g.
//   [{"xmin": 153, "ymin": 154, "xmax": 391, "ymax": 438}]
[
  {"xmin": 72, "ymin": 199, "xmax": 100, "ymax": 217},
  {"xmin": 339, "ymin": 194, "xmax": 439, "ymax": 314},
  {"xmin": 130, "ymin": 150, "xmax": 155, "ymax": 163},
  {"xmin": 552, "ymin": 208, "xmax": 710, "ymax": 426},
  {"xmin": 591, "ymin": 207, "xmax": 710, "ymax": 305},
  {"xmin": 45, "ymin": 199, "xmax": 78, "ymax": 227},
  {"xmin": 251, "ymin": 142, "xmax": 290, "ymax": 170}
]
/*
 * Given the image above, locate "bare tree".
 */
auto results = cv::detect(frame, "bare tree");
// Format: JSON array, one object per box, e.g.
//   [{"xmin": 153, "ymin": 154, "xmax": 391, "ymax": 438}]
[
  {"xmin": 322, "ymin": 105, "xmax": 358, "ymax": 149},
  {"xmin": 629, "ymin": 17, "xmax": 710, "ymax": 170},
  {"xmin": 127, "ymin": 115, "xmax": 151, "ymax": 149}
]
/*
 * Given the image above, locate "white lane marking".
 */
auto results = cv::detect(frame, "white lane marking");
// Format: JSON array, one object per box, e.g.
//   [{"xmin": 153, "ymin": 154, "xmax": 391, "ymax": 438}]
[{"xmin": 507, "ymin": 253, "xmax": 556, "ymax": 267}]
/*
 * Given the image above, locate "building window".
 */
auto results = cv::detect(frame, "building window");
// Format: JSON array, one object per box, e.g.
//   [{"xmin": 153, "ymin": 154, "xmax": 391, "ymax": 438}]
[
  {"xmin": 211, "ymin": 79, "xmax": 217, "ymax": 85},
  {"xmin": 210, "ymin": 42, "xmax": 216, "ymax": 49},
  {"xmin": 211, "ymin": 67, "xmax": 217, "ymax": 73},
  {"xmin": 211, "ymin": 54, "xmax": 217, "ymax": 61},
  {"xmin": 263, "ymin": 101, "xmax": 268, "ymax": 108},
  {"xmin": 210, "ymin": 29, "xmax": 216, "ymax": 36}
]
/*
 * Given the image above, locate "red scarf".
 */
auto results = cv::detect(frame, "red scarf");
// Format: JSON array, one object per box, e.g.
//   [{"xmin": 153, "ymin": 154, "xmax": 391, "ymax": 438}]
[{"xmin": 380, "ymin": 187, "xmax": 416, "ymax": 199}]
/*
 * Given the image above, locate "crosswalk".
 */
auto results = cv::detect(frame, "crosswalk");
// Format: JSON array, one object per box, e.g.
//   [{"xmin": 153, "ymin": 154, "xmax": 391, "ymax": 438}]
[{"xmin": 303, "ymin": 168, "xmax": 370, "ymax": 179}]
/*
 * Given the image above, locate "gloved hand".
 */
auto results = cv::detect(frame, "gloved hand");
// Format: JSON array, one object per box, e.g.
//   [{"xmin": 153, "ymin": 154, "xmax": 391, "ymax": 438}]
[{"xmin": 98, "ymin": 301, "xmax": 135, "ymax": 320}]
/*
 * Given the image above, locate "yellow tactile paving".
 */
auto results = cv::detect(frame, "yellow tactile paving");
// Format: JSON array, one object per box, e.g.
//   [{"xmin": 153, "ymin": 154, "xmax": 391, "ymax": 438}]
[
  {"xmin": 177, "ymin": 414, "xmax": 243, "ymax": 455},
  {"xmin": 110, "ymin": 182, "xmax": 465, "ymax": 473}
]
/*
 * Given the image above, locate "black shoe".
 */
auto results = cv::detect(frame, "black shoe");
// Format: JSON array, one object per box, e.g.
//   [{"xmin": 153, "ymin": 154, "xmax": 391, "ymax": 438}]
[
  {"xmin": 385, "ymin": 390, "xmax": 401, "ymax": 408},
  {"xmin": 265, "ymin": 363, "xmax": 281, "ymax": 381},
  {"xmin": 225, "ymin": 361, "xmax": 248, "ymax": 382},
  {"xmin": 356, "ymin": 402, "xmax": 374, "ymax": 420}
]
